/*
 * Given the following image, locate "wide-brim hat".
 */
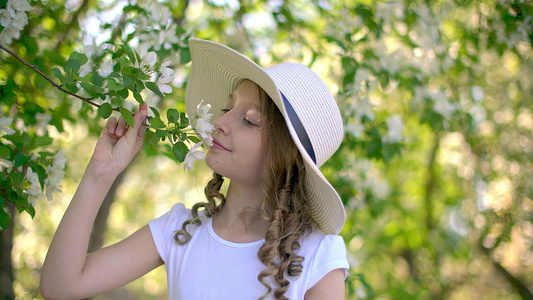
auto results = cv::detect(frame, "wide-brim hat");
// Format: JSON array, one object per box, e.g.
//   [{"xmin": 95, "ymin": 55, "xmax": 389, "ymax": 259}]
[{"xmin": 185, "ymin": 38, "xmax": 345, "ymax": 235}]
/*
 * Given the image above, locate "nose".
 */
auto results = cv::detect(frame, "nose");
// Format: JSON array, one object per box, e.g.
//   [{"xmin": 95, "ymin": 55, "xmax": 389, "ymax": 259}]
[{"xmin": 213, "ymin": 111, "xmax": 231, "ymax": 135}]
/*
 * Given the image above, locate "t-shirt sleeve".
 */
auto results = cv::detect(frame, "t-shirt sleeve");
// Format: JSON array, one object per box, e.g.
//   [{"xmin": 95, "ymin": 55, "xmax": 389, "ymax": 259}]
[
  {"xmin": 306, "ymin": 234, "xmax": 350, "ymax": 289},
  {"xmin": 148, "ymin": 203, "xmax": 190, "ymax": 264}
]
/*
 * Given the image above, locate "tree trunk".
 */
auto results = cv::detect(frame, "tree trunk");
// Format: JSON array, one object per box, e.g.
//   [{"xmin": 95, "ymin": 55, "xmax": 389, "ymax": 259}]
[{"xmin": 0, "ymin": 205, "xmax": 15, "ymax": 300}]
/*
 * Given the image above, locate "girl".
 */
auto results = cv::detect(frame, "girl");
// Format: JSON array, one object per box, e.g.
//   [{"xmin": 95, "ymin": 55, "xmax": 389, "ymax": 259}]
[{"xmin": 40, "ymin": 39, "xmax": 349, "ymax": 300}]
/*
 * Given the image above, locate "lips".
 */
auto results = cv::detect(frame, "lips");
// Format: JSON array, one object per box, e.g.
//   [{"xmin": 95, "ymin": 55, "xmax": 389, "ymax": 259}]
[{"xmin": 211, "ymin": 138, "xmax": 231, "ymax": 151}]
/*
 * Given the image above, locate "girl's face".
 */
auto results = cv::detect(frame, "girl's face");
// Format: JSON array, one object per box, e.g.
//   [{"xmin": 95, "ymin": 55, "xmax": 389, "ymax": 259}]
[{"xmin": 206, "ymin": 80, "xmax": 266, "ymax": 185}]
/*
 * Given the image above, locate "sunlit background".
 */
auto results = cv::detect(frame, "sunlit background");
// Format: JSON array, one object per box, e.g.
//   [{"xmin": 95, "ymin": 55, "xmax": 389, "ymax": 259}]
[{"xmin": 1, "ymin": 0, "xmax": 532, "ymax": 299}]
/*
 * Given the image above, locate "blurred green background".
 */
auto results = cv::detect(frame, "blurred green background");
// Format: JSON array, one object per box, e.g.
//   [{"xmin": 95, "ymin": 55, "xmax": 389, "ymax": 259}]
[{"xmin": 1, "ymin": 0, "xmax": 532, "ymax": 299}]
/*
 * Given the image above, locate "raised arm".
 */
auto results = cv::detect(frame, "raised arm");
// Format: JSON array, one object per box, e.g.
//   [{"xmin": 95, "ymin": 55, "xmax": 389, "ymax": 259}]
[{"xmin": 40, "ymin": 104, "xmax": 163, "ymax": 299}]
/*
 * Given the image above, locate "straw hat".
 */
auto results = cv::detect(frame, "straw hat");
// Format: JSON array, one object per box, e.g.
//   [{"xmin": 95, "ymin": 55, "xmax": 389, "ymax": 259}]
[{"xmin": 185, "ymin": 38, "xmax": 345, "ymax": 235}]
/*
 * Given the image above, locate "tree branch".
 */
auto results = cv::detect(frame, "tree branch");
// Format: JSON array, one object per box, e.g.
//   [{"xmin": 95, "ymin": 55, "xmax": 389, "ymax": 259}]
[
  {"xmin": 480, "ymin": 242, "xmax": 533, "ymax": 300},
  {"xmin": 0, "ymin": 44, "xmax": 115, "ymax": 110}
]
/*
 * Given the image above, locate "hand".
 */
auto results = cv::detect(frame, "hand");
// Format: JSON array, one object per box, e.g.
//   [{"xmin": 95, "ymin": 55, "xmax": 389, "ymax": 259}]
[{"xmin": 88, "ymin": 103, "xmax": 148, "ymax": 177}]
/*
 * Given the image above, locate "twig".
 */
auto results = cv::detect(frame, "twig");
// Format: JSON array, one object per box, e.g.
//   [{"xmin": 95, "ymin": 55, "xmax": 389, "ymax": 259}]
[{"xmin": 0, "ymin": 44, "xmax": 112, "ymax": 110}]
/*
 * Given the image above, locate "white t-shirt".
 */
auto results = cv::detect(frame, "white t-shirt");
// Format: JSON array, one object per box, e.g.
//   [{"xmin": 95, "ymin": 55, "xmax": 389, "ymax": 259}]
[{"xmin": 149, "ymin": 203, "xmax": 349, "ymax": 299}]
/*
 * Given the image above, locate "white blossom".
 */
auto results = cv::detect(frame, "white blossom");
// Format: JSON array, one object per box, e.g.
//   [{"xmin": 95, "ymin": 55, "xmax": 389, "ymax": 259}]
[
  {"xmin": 25, "ymin": 167, "xmax": 44, "ymax": 206},
  {"xmin": 432, "ymin": 90, "xmax": 457, "ymax": 120},
  {"xmin": 345, "ymin": 120, "xmax": 365, "ymax": 139},
  {"xmin": 183, "ymin": 142, "xmax": 206, "ymax": 171},
  {"xmin": 97, "ymin": 57, "xmax": 115, "ymax": 78},
  {"xmin": 11, "ymin": 9, "xmax": 27, "ymax": 30},
  {"xmin": 351, "ymin": 98, "xmax": 375, "ymax": 121},
  {"xmin": 0, "ymin": 9, "xmax": 11, "ymax": 27},
  {"xmin": 159, "ymin": 61, "xmax": 174, "ymax": 77},
  {"xmin": 35, "ymin": 113, "xmax": 51, "ymax": 135},
  {"xmin": 7, "ymin": 0, "xmax": 32, "ymax": 13},
  {"xmin": 159, "ymin": 23, "xmax": 179, "ymax": 50},
  {"xmin": 0, "ymin": 0, "xmax": 32, "ymax": 45},
  {"xmin": 147, "ymin": 2, "xmax": 172, "ymax": 25},
  {"xmin": 0, "ymin": 116, "xmax": 15, "ymax": 136},
  {"xmin": 195, "ymin": 100, "xmax": 215, "ymax": 146},
  {"xmin": 0, "ymin": 159, "xmax": 14, "ymax": 173},
  {"xmin": 140, "ymin": 51, "xmax": 157, "ymax": 71},
  {"xmin": 44, "ymin": 150, "xmax": 67, "ymax": 202},
  {"xmin": 382, "ymin": 115, "xmax": 403, "ymax": 144},
  {"xmin": 78, "ymin": 61, "xmax": 93, "ymax": 77},
  {"xmin": 157, "ymin": 74, "xmax": 173, "ymax": 95},
  {"xmin": 196, "ymin": 100, "xmax": 212, "ymax": 118},
  {"xmin": 0, "ymin": 25, "xmax": 21, "ymax": 45},
  {"xmin": 83, "ymin": 43, "xmax": 105, "ymax": 59}
]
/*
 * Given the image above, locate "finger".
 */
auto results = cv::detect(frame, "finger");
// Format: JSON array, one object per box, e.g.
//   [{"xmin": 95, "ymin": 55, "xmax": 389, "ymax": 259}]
[
  {"xmin": 125, "ymin": 103, "xmax": 148, "ymax": 146},
  {"xmin": 116, "ymin": 116, "xmax": 128, "ymax": 137},
  {"xmin": 105, "ymin": 117, "xmax": 118, "ymax": 135}
]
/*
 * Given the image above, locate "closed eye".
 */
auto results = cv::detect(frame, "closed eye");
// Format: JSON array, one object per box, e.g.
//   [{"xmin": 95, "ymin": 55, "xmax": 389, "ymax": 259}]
[{"xmin": 243, "ymin": 118, "xmax": 259, "ymax": 128}]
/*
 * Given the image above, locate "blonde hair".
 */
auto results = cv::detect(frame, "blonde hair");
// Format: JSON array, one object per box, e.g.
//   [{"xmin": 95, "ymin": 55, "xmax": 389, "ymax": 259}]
[{"xmin": 174, "ymin": 82, "xmax": 312, "ymax": 299}]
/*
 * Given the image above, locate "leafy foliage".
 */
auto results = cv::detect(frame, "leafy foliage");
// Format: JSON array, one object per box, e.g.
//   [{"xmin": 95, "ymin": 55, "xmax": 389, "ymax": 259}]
[{"xmin": 1, "ymin": 0, "xmax": 532, "ymax": 299}]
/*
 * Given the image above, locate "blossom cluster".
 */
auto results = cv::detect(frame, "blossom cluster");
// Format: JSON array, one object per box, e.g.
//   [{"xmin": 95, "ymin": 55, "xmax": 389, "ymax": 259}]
[
  {"xmin": 0, "ymin": 116, "xmax": 15, "ymax": 136},
  {"xmin": 20, "ymin": 151, "xmax": 67, "ymax": 206},
  {"xmin": 1, "ymin": 110, "xmax": 66, "ymax": 207},
  {"xmin": 183, "ymin": 100, "xmax": 215, "ymax": 171},
  {"xmin": 44, "ymin": 150, "xmax": 67, "ymax": 202},
  {"xmin": 0, "ymin": 0, "xmax": 32, "ymax": 45}
]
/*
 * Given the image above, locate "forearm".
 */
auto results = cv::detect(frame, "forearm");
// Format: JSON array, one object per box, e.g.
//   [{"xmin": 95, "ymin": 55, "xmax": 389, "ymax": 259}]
[{"xmin": 40, "ymin": 166, "xmax": 118, "ymax": 296}]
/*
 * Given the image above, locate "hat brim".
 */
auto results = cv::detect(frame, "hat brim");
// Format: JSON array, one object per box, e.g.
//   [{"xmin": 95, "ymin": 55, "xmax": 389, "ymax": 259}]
[{"xmin": 185, "ymin": 38, "xmax": 345, "ymax": 235}]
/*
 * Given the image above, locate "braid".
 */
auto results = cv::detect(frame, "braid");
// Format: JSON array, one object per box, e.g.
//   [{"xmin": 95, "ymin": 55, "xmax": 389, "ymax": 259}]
[{"xmin": 174, "ymin": 173, "xmax": 225, "ymax": 244}]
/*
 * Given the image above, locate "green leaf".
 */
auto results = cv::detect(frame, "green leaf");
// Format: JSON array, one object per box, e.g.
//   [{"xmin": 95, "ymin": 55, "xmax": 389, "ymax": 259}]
[
  {"xmin": 134, "ymin": 79, "xmax": 145, "ymax": 94},
  {"xmin": 98, "ymin": 103, "xmax": 113, "ymax": 119},
  {"xmin": 25, "ymin": 204, "xmax": 35, "ymax": 218},
  {"xmin": 64, "ymin": 82, "xmax": 79, "ymax": 94},
  {"xmin": 0, "ymin": 144, "xmax": 12, "ymax": 159},
  {"xmin": 167, "ymin": 109, "xmax": 180, "ymax": 123},
  {"xmin": 150, "ymin": 106, "xmax": 160, "ymax": 118},
  {"xmin": 172, "ymin": 142, "xmax": 189, "ymax": 163},
  {"xmin": 0, "ymin": 207, "xmax": 10, "ymax": 231},
  {"xmin": 122, "ymin": 73, "xmax": 134, "ymax": 87},
  {"xmin": 92, "ymin": 74, "xmax": 103, "ymax": 87},
  {"xmin": 119, "ymin": 107, "xmax": 135, "ymax": 127},
  {"xmin": 122, "ymin": 66, "xmax": 141, "ymax": 77},
  {"xmin": 52, "ymin": 68, "xmax": 67, "ymax": 83},
  {"xmin": 144, "ymin": 130, "xmax": 158, "ymax": 145},
  {"xmin": 180, "ymin": 112, "xmax": 189, "ymax": 127},
  {"xmin": 6, "ymin": 132, "xmax": 31, "ymax": 148},
  {"xmin": 65, "ymin": 59, "xmax": 81, "ymax": 74},
  {"xmin": 106, "ymin": 78, "xmax": 123, "ymax": 91},
  {"xmin": 44, "ymin": 50, "xmax": 66, "ymax": 66},
  {"xmin": 69, "ymin": 51, "xmax": 89, "ymax": 65},
  {"xmin": 29, "ymin": 136, "xmax": 54, "ymax": 150},
  {"xmin": 14, "ymin": 152, "xmax": 29, "ymax": 167},
  {"xmin": 180, "ymin": 47, "xmax": 191, "ymax": 65},
  {"xmin": 119, "ymin": 44, "xmax": 136, "ymax": 63},
  {"xmin": 188, "ymin": 135, "xmax": 201, "ymax": 144},
  {"xmin": 146, "ymin": 81, "xmax": 163, "ymax": 97},
  {"xmin": 133, "ymin": 91, "xmax": 143, "ymax": 105},
  {"xmin": 80, "ymin": 82, "xmax": 98, "ymax": 96},
  {"xmin": 34, "ymin": 73, "xmax": 48, "ymax": 90},
  {"xmin": 149, "ymin": 117, "xmax": 165, "ymax": 129}
]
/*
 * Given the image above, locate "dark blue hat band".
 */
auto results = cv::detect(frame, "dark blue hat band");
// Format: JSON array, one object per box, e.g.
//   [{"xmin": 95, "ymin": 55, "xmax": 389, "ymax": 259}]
[{"xmin": 280, "ymin": 91, "xmax": 317, "ymax": 164}]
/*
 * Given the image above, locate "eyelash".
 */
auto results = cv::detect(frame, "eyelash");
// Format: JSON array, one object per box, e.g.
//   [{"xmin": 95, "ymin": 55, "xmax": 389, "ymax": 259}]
[{"xmin": 221, "ymin": 109, "xmax": 259, "ymax": 128}]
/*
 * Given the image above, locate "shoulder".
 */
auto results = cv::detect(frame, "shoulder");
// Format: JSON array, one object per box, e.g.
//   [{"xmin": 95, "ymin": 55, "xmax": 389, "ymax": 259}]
[
  {"xmin": 299, "ymin": 229, "xmax": 347, "ymax": 255},
  {"xmin": 298, "ymin": 229, "xmax": 349, "ymax": 289},
  {"xmin": 149, "ymin": 203, "xmax": 191, "ymax": 230}
]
